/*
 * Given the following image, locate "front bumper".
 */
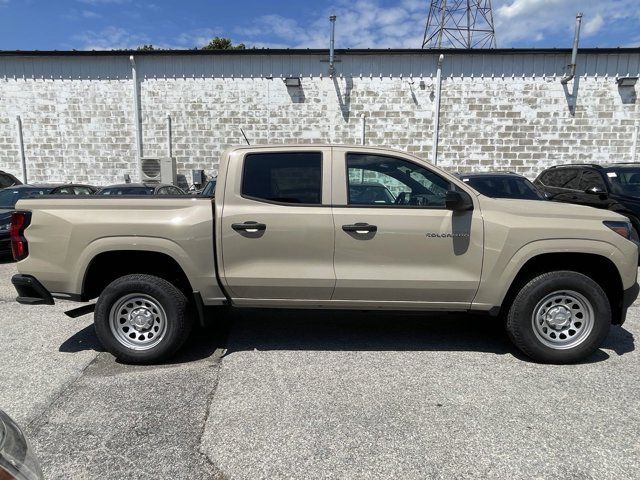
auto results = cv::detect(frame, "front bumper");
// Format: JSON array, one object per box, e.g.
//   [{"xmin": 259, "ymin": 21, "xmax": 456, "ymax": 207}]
[
  {"xmin": 11, "ymin": 275, "xmax": 54, "ymax": 305},
  {"xmin": 618, "ymin": 282, "xmax": 640, "ymax": 325}
]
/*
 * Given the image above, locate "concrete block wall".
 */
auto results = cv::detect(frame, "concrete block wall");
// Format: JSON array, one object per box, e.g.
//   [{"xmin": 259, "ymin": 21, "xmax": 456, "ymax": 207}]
[{"xmin": 1, "ymin": 51, "xmax": 638, "ymax": 186}]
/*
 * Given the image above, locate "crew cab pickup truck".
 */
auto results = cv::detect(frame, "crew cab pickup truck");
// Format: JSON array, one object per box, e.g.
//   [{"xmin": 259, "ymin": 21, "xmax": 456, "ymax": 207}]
[{"xmin": 10, "ymin": 145, "xmax": 639, "ymax": 364}]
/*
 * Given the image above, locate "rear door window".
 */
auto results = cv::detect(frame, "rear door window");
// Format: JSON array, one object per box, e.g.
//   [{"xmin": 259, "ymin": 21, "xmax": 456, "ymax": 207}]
[
  {"xmin": 578, "ymin": 170, "xmax": 607, "ymax": 191},
  {"xmin": 542, "ymin": 169, "xmax": 581, "ymax": 190},
  {"xmin": 242, "ymin": 152, "xmax": 322, "ymax": 205}
]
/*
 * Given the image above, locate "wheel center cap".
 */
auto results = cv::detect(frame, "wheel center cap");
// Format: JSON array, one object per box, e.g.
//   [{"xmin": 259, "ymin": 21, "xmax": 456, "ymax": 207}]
[
  {"xmin": 130, "ymin": 308, "xmax": 153, "ymax": 331},
  {"xmin": 546, "ymin": 306, "xmax": 571, "ymax": 329}
]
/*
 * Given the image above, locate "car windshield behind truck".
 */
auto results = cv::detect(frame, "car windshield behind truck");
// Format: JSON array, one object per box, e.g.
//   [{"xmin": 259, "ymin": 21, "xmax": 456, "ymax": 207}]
[
  {"xmin": 605, "ymin": 168, "xmax": 640, "ymax": 196},
  {"xmin": 464, "ymin": 176, "xmax": 544, "ymax": 200}
]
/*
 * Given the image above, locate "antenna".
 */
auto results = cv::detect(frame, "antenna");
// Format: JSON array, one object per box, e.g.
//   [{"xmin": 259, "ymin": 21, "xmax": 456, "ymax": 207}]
[
  {"xmin": 423, "ymin": 0, "xmax": 497, "ymax": 49},
  {"xmin": 240, "ymin": 128, "xmax": 250, "ymax": 145}
]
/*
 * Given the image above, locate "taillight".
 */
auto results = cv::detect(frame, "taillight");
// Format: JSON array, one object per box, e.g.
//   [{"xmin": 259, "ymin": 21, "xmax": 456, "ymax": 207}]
[{"xmin": 10, "ymin": 211, "xmax": 31, "ymax": 261}]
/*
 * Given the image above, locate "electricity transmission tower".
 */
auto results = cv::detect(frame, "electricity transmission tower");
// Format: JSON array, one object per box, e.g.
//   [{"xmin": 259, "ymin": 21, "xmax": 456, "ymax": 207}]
[{"xmin": 422, "ymin": 0, "xmax": 497, "ymax": 49}]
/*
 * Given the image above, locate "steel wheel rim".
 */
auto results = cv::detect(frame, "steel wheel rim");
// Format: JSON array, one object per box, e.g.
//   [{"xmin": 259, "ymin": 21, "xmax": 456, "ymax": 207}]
[
  {"xmin": 109, "ymin": 293, "xmax": 167, "ymax": 351},
  {"xmin": 531, "ymin": 290, "xmax": 594, "ymax": 350}
]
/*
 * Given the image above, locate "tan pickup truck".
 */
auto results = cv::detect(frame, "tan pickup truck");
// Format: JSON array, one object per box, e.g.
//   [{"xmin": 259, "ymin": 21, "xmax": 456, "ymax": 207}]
[{"xmin": 10, "ymin": 145, "xmax": 639, "ymax": 364}]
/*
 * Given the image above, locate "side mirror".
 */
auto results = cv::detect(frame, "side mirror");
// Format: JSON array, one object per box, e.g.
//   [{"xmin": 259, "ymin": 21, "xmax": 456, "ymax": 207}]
[
  {"xmin": 445, "ymin": 190, "xmax": 473, "ymax": 211},
  {"xmin": 584, "ymin": 186, "xmax": 607, "ymax": 196}
]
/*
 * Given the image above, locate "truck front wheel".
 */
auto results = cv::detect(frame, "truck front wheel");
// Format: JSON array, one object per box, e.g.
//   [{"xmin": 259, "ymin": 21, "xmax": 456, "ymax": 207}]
[
  {"xmin": 94, "ymin": 274, "xmax": 193, "ymax": 364},
  {"xmin": 505, "ymin": 271, "xmax": 611, "ymax": 364}
]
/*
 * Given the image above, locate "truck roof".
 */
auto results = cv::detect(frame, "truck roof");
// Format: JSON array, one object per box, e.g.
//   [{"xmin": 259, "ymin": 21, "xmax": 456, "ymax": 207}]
[{"xmin": 225, "ymin": 144, "xmax": 424, "ymax": 157}]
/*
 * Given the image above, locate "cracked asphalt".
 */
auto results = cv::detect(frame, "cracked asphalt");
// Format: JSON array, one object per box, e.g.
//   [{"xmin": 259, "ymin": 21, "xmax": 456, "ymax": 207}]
[{"xmin": 1, "ymin": 260, "xmax": 639, "ymax": 479}]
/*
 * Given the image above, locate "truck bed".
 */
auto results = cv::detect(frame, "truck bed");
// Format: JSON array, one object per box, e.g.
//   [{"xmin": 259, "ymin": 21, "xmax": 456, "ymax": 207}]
[{"xmin": 14, "ymin": 196, "xmax": 224, "ymax": 303}]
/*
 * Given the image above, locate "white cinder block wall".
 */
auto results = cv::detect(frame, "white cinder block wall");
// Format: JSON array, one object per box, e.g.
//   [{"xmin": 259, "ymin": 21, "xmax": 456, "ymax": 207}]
[{"xmin": 1, "ymin": 50, "xmax": 639, "ymax": 185}]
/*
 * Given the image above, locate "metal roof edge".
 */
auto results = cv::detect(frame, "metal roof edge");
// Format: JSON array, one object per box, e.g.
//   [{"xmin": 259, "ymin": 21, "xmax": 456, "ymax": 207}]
[{"xmin": 1, "ymin": 47, "xmax": 639, "ymax": 57}]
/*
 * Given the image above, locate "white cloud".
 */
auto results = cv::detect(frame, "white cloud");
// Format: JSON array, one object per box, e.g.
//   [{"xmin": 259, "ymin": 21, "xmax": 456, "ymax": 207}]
[
  {"xmin": 495, "ymin": 0, "xmax": 640, "ymax": 45},
  {"xmin": 232, "ymin": 0, "xmax": 640, "ymax": 49},
  {"xmin": 583, "ymin": 14, "xmax": 604, "ymax": 36},
  {"xmin": 74, "ymin": 26, "xmax": 150, "ymax": 50},
  {"xmin": 235, "ymin": 0, "xmax": 427, "ymax": 49}
]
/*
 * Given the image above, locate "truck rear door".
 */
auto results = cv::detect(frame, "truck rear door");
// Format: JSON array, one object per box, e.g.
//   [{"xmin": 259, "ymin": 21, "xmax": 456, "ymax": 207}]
[
  {"xmin": 330, "ymin": 148, "xmax": 483, "ymax": 309},
  {"xmin": 218, "ymin": 147, "xmax": 335, "ymax": 301}
]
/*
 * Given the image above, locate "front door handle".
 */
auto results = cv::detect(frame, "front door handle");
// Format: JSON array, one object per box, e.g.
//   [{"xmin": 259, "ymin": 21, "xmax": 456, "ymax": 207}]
[
  {"xmin": 232, "ymin": 221, "xmax": 266, "ymax": 233},
  {"xmin": 342, "ymin": 223, "xmax": 377, "ymax": 234}
]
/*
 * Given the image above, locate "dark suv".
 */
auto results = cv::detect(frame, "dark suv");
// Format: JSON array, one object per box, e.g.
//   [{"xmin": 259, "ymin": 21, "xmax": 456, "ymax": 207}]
[{"xmin": 534, "ymin": 163, "xmax": 640, "ymax": 237}]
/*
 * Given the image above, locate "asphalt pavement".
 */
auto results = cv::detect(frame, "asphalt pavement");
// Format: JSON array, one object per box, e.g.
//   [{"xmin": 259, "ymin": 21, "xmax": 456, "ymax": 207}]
[{"xmin": 1, "ymin": 260, "xmax": 638, "ymax": 479}]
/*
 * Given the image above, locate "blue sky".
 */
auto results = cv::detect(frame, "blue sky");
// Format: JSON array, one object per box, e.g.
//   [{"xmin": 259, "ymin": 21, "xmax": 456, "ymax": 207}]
[{"xmin": 0, "ymin": 0, "xmax": 639, "ymax": 51}]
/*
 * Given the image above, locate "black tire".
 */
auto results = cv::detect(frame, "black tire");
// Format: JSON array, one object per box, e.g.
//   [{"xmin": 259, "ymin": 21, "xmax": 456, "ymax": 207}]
[
  {"xmin": 505, "ymin": 271, "xmax": 611, "ymax": 364},
  {"xmin": 94, "ymin": 274, "xmax": 193, "ymax": 364}
]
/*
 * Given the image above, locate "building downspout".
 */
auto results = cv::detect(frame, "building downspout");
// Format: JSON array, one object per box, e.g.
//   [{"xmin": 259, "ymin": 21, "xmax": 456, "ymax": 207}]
[
  {"xmin": 431, "ymin": 54, "xmax": 444, "ymax": 166},
  {"xmin": 329, "ymin": 15, "xmax": 336, "ymax": 76},
  {"xmin": 561, "ymin": 13, "xmax": 582, "ymax": 85},
  {"xmin": 360, "ymin": 113, "xmax": 366, "ymax": 145},
  {"xmin": 129, "ymin": 55, "xmax": 143, "ymax": 169},
  {"xmin": 16, "ymin": 116, "xmax": 27, "ymax": 184},
  {"xmin": 166, "ymin": 114, "xmax": 172, "ymax": 158},
  {"xmin": 633, "ymin": 122, "xmax": 639, "ymax": 162}
]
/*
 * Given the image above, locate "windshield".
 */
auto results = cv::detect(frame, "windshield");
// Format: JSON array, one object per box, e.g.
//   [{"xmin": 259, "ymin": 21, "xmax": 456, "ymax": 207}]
[
  {"xmin": 605, "ymin": 169, "xmax": 640, "ymax": 196},
  {"xmin": 463, "ymin": 176, "xmax": 544, "ymax": 200},
  {"xmin": 0, "ymin": 188, "xmax": 52, "ymax": 209},
  {"xmin": 99, "ymin": 187, "xmax": 155, "ymax": 195}
]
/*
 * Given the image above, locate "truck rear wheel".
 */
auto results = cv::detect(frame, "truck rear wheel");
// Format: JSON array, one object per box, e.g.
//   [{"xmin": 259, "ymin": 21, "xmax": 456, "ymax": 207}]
[
  {"xmin": 94, "ymin": 274, "xmax": 193, "ymax": 364},
  {"xmin": 505, "ymin": 271, "xmax": 611, "ymax": 364}
]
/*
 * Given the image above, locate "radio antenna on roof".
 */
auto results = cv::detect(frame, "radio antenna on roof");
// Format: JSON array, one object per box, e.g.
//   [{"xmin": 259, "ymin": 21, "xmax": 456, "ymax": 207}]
[{"xmin": 240, "ymin": 128, "xmax": 251, "ymax": 145}]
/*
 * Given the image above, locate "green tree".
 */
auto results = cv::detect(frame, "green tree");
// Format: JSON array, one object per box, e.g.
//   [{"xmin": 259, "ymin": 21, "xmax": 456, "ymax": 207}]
[
  {"xmin": 136, "ymin": 44, "xmax": 156, "ymax": 51},
  {"xmin": 202, "ymin": 37, "xmax": 245, "ymax": 50}
]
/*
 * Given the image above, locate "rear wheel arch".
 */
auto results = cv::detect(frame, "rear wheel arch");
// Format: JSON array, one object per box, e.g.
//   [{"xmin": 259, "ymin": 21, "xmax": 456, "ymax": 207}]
[
  {"xmin": 499, "ymin": 252, "xmax": 624, "ymax": 324},
  {"xmin": 82, "ymin": 250, "xmax": 193, "ymax": 301}
]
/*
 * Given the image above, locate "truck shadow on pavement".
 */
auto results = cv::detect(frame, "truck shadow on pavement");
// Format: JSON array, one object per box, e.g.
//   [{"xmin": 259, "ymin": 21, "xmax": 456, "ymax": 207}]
[
  {"xmin": 58, "ymin": 309, "xmax": 635, "ymax": 365},
  {"xmin": 59, "ymin": 320, "xmax": 230, "ymax": 366},
  {"xmin": 222, "ymin": 308, "xmax": 635, "ymax": 364}
]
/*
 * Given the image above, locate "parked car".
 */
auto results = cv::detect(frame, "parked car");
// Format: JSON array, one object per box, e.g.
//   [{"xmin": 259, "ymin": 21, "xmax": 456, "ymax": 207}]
[
  {"xmin": 0, "ymin": 171, "xmax": 22, "ymax": 189},
  {"xmin": 0, "ymin": 184, "xmax": 97, "ymax": 256},
  {"xmin": 10, "ymin": 145, "xmax": 639, "ymax": 365},
  {"xmin": 456, "ymin": 171, "xmax": 546, "ymax": 200},
  {"xmin": 534, "ymin": 163, "xmax": 640, "ymax": 239},
  {"xmin": 0, "ymin": 185, "xmax": 54, "ymax": 257},
  {"xmin": 0, "ymin": 408, "xmax": 44, "ymax": 480},
  {"xmin": 97, "ymin": 183, "xmax": 186, "ymax": 196},
  {"xmin": 49, "ymin": 184, "xmax": 97, "ymax": 195}
]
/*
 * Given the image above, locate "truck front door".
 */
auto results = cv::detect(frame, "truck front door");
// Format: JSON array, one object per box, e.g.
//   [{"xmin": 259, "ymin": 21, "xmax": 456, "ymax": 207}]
[
  {"xmin": 219, "ymin": 148, "xmax": 335, "ymax": 301},
  {"xmin": 331, "ymin": 149, "xmax": 483, "ymax": 309}
]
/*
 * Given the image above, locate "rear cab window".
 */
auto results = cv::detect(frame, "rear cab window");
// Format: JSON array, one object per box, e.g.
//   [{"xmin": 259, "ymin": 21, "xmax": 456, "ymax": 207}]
[{"xmin": 242, "ymin": 152, "xmax": 322, "ymax": 205}]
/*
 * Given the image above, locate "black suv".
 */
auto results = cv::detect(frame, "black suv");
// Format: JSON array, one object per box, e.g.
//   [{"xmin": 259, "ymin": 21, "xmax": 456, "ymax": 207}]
[{"xmin": 534, "ymin": 163, "xmax": 640, "ymax": 236}]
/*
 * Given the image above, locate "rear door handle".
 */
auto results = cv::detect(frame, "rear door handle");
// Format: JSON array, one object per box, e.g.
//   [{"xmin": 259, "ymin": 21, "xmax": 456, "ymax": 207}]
[
  {"xmin": 232, "ymin": 221, "xmax": 266, "ymax": 233},
  {"xmin": 342, "ymin": 223, "xmax": 377, "ymax": 234}
]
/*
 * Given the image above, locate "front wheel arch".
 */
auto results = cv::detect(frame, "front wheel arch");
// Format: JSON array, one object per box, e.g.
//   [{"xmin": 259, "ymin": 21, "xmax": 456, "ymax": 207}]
[{"xmin": 498, "ymin": 252, "xmax": 623, "ymax": 324}]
